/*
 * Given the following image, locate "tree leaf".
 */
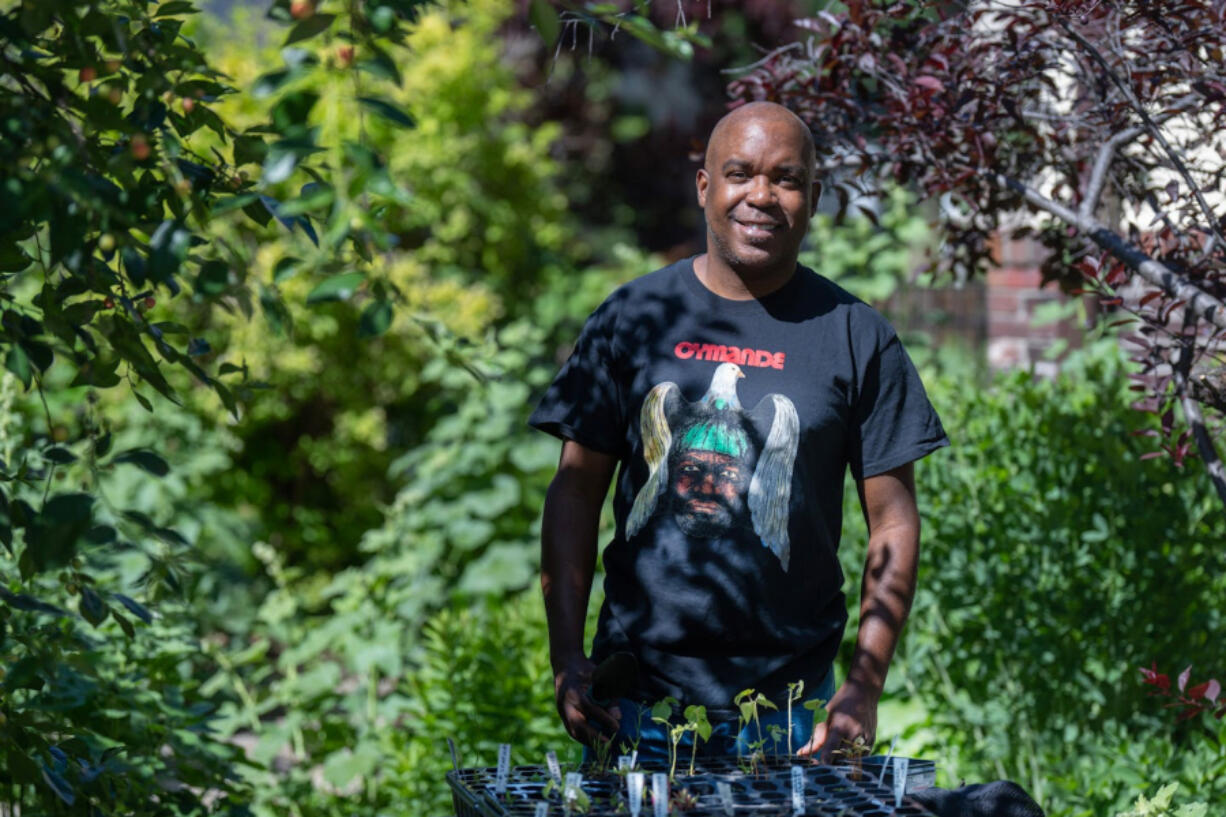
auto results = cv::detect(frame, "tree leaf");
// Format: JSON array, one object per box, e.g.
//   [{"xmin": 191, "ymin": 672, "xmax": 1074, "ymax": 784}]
[
  {"xmin": 306, "ymin": 273, "xmax": 365, "ymax": 304},
  {"xmin": 112, "ymin": 449, "xmax": 170, "ymax": 477},
  {"xmin": 5, "ymin": 345, "xmax": 32, "ymax": 388},
  {"xmin": 357, "ymin": 96, "xmax": 414, "ymax": 127},
  {"xmin": 114, "ymin": 593, "xmax": 153, "ymax": 624},
  {"xmin": 358, "ymin": 299, "xmax": 393, "ymax": 338},
  {"xmin": 25, "ymin": 493, "xmax": 94, "ymax": 573},
  {"xmin": 79, "ymin": 586, "xmax": 108, "ymax": 627},
  {"xmin": 529, "ymin": 0, "xmax": 560, "ymax": 47},
  {"xmin": 285, "ymin": 13, "xmax": 336, "ymax": 46}
]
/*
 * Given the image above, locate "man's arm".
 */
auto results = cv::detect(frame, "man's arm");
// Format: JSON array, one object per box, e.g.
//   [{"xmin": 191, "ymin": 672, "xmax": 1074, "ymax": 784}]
[
  {"xmin": 798, "ymin": 462, "xmax": 920, "ymax": 761},
  {"xmin": 541, "ymin": 438, "xmax": 621, "ymax": 746}
]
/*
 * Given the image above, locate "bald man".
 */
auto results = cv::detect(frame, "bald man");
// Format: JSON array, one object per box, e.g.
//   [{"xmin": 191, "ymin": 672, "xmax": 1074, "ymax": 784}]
[{"xmin": 530, "ymin": 102, "xmax": 948, "ymax": 763}]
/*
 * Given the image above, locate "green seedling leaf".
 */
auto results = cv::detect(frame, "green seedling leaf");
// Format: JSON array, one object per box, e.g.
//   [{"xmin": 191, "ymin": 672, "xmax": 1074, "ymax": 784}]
[
  {"xmin": 529, "ymin": 0, "xmax": 559, "ymax": 46},
  {"xmin": 25, "ymin": 493, "xmax": 93, "ymax": 573},
  {"xmin": 5, "ymin": 345, "xmax": 32, "ymax": 388},
  {"xmin": 42, "ymin": 447, "xmax": 77, "ymax": 464}
]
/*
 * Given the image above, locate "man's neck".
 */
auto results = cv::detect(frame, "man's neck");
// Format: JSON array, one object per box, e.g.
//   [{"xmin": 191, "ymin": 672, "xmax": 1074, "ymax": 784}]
[{"xmin": 693, "ymin": 253, "xmax": 796, "ymax": 300}]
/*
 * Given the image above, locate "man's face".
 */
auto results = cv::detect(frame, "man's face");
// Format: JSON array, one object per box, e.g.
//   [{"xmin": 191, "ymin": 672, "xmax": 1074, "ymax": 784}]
[
  {"xmin": 671, "ymin": 449, "xmax": 750, "ymax": 537},
  {"xmin": 696, "ymin": 115, "xmax": 817, "ymax": 277}
]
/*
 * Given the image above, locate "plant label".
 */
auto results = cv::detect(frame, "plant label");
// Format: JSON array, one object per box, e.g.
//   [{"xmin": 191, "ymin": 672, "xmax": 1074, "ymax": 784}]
[
  {"xmin": 495, "ymin": 743, "xmax": 511, "ymax": 795},
  {"xmin": 629, "ymin": 749, "xmax": 638, "ymax": 768},
  {"xmin": 546, "ymin": 750, "xmax": 562, "ymax": 783},
  {"xmin": 652, "ymin": 773, "xmax": 668, "ymax": 817},
  {"xmin": 717, "ymin": 781, "xmax": 733, "ymax": 816},
  {"xmin": 628, "ymin": 772, "xmax": 644, "ymax": 817},
  {"xmin": 618, "ymin": 756, "xmax": 632, "ymax": 771},
  {"xmin": 446, "ymin": 737, "xmax": 460, "ymax": 773},
  {"xmin": 790, "ymin": 766, "xmax": 805, "ymax": 814},
  {"xmin": 535, "ymin": 802, "xmax": 549, "ymax": 817},
  {"xmin": 564, "ymin": 771, "xmax": 583, "ymax": 809},
  {"xmin": 892, "ymin": 757, "xmax": 910, "ymax": 807}
]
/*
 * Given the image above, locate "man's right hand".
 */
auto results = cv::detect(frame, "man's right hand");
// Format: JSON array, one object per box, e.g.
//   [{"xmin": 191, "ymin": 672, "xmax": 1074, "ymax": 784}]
[{"xmin": 554, "ymin": 656, "xmax": 621, "ymax": 747}]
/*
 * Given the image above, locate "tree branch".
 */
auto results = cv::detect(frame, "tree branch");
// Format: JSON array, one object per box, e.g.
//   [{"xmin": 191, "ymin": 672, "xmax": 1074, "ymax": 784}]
[
  {"xmin": 1080, "ymin": 124, "xmax": 1143, "ymax": 221},
  {"xmin": 990, "ymin": 172, "xmax": 1226, "ymax": 333},
  {"xmin": 1173, "ymin": 346, "xmax": 1226, "ymax": 507},
  {"xmin": 1056, "ymin": 16, "xmax": 1226, "ymax": 248}
]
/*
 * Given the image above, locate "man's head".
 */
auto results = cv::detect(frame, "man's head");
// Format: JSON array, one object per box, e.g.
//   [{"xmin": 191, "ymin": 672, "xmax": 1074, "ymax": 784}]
[
  {"xmin": 669, "ymin": 419, "xmax": 752, "ymax": 537},
  {"xmin": 696, "ymin": 102, "xmax": 819, "ymax": 283}
]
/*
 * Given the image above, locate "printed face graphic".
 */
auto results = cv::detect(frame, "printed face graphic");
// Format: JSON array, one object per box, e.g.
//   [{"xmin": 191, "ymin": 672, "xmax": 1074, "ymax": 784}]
[
  {"xmin": 628, "ymin": 363, "xmax": 801, "ymax": 570},
  {"xmin": 671, "ymin": 449, "xmax": 750, "ymax": 537}
]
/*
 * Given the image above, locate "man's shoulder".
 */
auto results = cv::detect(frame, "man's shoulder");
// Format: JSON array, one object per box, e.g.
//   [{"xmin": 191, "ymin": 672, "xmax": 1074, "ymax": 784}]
[{"xmin": 791, "ymin": 266, "xmax": 898, "ymax": 337}]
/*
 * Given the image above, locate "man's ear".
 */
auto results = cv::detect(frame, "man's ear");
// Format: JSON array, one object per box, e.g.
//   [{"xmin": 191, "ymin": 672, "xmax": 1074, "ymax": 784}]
[
  {"xmin": 696, "ymin": 168, "xmax": 709, "ymax": 208},
  {"xmin": 810, "ymin": 179, "xmax": 822, "ymax": 217}
]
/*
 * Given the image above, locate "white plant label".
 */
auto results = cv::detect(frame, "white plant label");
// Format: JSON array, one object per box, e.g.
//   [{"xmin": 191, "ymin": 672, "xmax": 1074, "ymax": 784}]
[
  {"xmin": 546, "ymin": 750, "xmax": 562, "ymax": 783},
  {"xmin": 892, "ymin": 757, "xmax": 910, "ymax": 807},
  {"xmin": 495, "ymin": 743, "xmax": 511, "ymax": 796},
  {"xmin": 652, "ymin": 773, "xmax": 669, "ymax": 817},
  {"xmin": 535, "ymin": 802, "xmax": 549, "ymax": 817},
  {"xmin": 790, "ymin": 766, "xmax": 805, "ymax": 814},
  {"xmin": 629, "ymin": 749, "xmax": 639, "ymax": 769},
  {"xmin": 717, "ymin": 781, "xmax": 734, "ymax": 816},
  {"xmin": 628, "ymin": 772, "xmax": 645, "ymax": 817},
  {"xmin": 618, "ymin": 756, "xmax": 632, "ymax": 771}
]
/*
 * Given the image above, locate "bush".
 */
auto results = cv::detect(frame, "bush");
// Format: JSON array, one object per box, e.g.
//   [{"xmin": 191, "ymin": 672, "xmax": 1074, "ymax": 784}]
[{"xmin": 837, "ymin": 339, "xmax": 1226, "ymax": 815}]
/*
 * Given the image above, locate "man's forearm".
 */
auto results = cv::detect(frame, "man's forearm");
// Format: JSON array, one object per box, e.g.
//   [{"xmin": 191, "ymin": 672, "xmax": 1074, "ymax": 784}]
[
  {"xmin": 846, "ymin": 521, "xmax": 919, "ymax": 698},
  {"xmin": 541, "ymin": 475, "xmax": 602, "ymax": 672}
]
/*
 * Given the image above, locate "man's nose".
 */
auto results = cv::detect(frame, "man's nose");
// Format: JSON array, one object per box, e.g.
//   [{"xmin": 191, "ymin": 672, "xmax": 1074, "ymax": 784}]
[
  {"xmin": 746, "ymin": 175, "xmax": 774, "ymax": 206},
  {"xmin": 698, "ymin": 472, "xmax": 717, "ymax": 493}
]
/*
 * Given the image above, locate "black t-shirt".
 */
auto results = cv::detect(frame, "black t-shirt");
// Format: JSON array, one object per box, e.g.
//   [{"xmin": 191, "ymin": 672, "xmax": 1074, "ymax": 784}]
[{"xmin": 529, "ymin": 257, "xmax": 948, "ymax": 710}]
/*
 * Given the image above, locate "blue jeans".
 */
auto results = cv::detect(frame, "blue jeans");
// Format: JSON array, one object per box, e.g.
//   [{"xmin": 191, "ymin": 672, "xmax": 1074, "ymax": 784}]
[{"xmin": 584, "ymin": 670, "xmax": 836, "ymax": 765}]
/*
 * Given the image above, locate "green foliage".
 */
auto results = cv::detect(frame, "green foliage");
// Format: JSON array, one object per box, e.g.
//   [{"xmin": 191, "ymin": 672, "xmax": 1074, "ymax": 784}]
[
  {"xmin": 179, "ymin": 0, "xmax": 583, "ymax": 570},
  {"xmin": 838, "ymin": 339, "xmax": 1226, "ymax": 815},
  {"xmin": 1116, "ymin": 783, "xmax": 1208, "ymax": 817}
]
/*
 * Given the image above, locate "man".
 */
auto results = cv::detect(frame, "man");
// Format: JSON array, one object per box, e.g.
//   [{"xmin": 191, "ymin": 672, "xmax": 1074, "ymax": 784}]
[{"xmin": 529, "ymin": 101, "xmax": 948, "ymax": 761}]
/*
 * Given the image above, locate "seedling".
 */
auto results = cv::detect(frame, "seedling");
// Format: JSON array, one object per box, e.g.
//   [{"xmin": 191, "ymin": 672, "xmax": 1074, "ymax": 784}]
[
  {"xmin": 649, "ymin": 697, "xmax": 682, "ymax": 781},
  {"xmin": 670, "ymin": 787, "xmax": 699, "ymax": 812},
  {"xmin": 785, "ymin": 681, "xmax": 805, "ymax": 756},
  {"xmin": 590, "ymin": 733, "xmax": 614, "ymax": 775},
  {"xmin": 801, "ymin": 697, "xmax": 827, "ymax": 753},
  {"xmin": 682, "ymin": 705, "xmax": 711, "ymax": 776},
  {"xmin": 831, "ymin": 735, "xmax": 871, "ymax": 781},
  {"xmin": 734, "ymin": 688, "xmax": 777, "ymax": 767}
]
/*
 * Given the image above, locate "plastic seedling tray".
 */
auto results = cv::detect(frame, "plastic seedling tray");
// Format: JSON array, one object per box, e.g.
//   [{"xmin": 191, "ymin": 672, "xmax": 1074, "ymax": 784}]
[{"xmin": 446, "ymin": 756, "xmax": 938, "ymax": 817}]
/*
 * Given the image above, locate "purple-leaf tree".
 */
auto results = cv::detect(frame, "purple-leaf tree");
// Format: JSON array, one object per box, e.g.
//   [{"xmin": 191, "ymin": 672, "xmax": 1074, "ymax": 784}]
[{"xmin": 727, "ymin": 0, "xmax": 1226, "ymax": 505}]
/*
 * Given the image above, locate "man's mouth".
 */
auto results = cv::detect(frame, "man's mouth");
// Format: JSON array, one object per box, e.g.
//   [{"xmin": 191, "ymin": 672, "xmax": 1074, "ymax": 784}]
[
  {"xmin": 733, "ymin": 218, "xmax": 781, "ymax": 241},
  {"xmin": 685, "ymin": 499, "xmax": 724, "ymax": 515}
]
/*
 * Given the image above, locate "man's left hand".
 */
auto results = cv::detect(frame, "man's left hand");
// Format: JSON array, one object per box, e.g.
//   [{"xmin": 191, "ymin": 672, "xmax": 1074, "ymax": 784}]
[{"xmin": 795, "ymin": 680, "xmax": 878, "ymax": 762}]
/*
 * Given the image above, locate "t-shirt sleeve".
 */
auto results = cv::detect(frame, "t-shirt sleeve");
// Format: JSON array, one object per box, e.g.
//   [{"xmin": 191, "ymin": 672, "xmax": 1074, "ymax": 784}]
[
  {"xmin": 849, "ymin": 329, "xmax": 949, "ymax": 480},
  {"xmin": 528, "ymin": 297, "xmax": 627, "ymax": 457}
]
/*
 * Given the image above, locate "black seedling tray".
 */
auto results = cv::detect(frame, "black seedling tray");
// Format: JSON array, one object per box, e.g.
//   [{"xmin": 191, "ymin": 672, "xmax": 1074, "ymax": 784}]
[{"xmin": 446, "ymin": 757, "xmax": 937, "ymax": 817}]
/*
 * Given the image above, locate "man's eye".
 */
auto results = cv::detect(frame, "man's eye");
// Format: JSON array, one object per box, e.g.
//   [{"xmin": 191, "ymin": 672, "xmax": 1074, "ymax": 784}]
[
  {"xmin": 780, "ymin": 175, "xmax": 799, "ymax": 185},
  {"xmin": 721, "ymin": 469, "xmax": 739, "ymax": 478},
  {"xmin": 728, "ymin": 171, "xmax": 747, "ymax": 180}
]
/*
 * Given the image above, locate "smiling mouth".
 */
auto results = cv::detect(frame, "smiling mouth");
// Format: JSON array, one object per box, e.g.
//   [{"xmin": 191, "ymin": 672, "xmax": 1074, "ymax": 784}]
[{"xmin": 734, "ymin": 219, "xmax": 781, "ymax": 240}]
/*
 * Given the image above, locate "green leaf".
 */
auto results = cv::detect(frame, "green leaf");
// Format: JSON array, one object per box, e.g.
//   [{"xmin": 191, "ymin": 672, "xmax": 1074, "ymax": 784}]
[
  {"xmin": 155, "ymin": 1, "xmax": 200, "ymax": 16},
  {"xmin": 306, "ymin": 272, "xmax": 364, "ymax": 304},
  {"xmin": 42, "ymin": 447, "xmax": 77, "ymax": 465},
  {"xmin": 148, "ymin": 220, "xmax": 191, "ymax": 284},
  {"xmin": 357, "ymin": 96, "xmax": 414, "ymax": 127},
  {"xmin": 5, "ymin": 345, "xmax": 31, "ymax": 388},
  {"xmin": 285, "ymin": 13, "xmax": 336, "ymax": 45},
  {"xmin": 322, "ymin": 742, "xmax": 379, "ymax": 788},
  {"xmin": 358, "ymin": 299, "xmax": 393, "ymax": 338},
  {"xmin": 25, "ymin": 493, "xmax": 94, "ymax": 574},
  {"xmin": 114, "ymin": 593, "xmax": 153, "ymax": 624},
  {"xmin": 112, "ymin": 449, "xmax": 170, "ymax": 477},
  {"xmin": 529, "ymin": 0, "xmax": 560, "ymax": 46},
  {"xmin": 79, "ymin": 586, "xmax": 108, "ymax": 627}
]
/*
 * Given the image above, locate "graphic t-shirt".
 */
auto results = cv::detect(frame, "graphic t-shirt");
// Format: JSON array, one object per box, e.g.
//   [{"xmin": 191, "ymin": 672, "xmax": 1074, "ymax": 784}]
[{"xmin": 529, "ymin": 257, "xmax": 949, "ymax": 711}]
